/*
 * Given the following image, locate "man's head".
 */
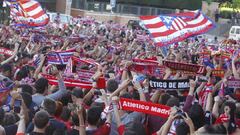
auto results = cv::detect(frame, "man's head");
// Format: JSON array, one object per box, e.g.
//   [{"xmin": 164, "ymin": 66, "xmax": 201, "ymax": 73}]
[
  {"xmin": 71, "ymin": 87, "xmax": 84, "ymax": 103},
  {"xmin": 33, "ymin": 110, "xmax": 49, "ymax": 129},
  {"xmin": 87, "ymin": 106, "xmax": 102, "ymax": 126},
  {"xmin": 19, "ymin": 84, "xmax": 33, "ymax": 95},
  {"xmin": 35, "ymin": 78, "xmax": 49, "ymax": 94},
  {"xmin": 41, "ymin": 98, "xmax": 56, "ymax": 116},
  {"xmin": 106, "ymin": 79, "xmax": 118, "ymax": 93},
  {"xmin": 0, "ymin": 64, "xmax": 12, "ymax": 78}
]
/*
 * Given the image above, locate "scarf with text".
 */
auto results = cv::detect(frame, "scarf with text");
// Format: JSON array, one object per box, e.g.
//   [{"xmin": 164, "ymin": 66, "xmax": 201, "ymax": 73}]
[
  {"xmin": 0, "ymin": 48, "xmax": 14, "ymax": 56},
  {"xmin": 163, "ymin": 60, "xmax": 206, "ymax": 74},
  {"xmin": 149, "ymin": 78, "xmax": 190, "ymax": 90},
  {"xmin": 129, "ymin": 59, "xmax": 165, "ymax": 78},
  {"xmin": 119, "ymin": 98, "xmax": 171, "ymax": 118},
  {"xmin": 212, "ymin": 69, "xmax": 225, "ymax": 78},
  {"xmin": 227, "ymin": 78, "xmax": 240, "ymax": 89}
]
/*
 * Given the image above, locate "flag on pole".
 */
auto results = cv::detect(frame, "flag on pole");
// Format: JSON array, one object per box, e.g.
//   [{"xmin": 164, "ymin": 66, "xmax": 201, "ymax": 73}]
[
  {"xmin": 5, "ymin": 0, "xmax": 49, "ymax": 27},
  {"xmin": 140, "ymin": 10, "xmax": 215, "ymax": 47}
]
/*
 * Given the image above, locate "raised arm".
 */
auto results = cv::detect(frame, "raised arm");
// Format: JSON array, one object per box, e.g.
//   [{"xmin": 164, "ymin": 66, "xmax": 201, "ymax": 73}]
[
  {"xmin": 109, "ymin": 79, "xmax": 130, "ymax": 99},
  {"xmin": 1, "ymin": 42, "xmax": 19, "ymax": 65},
  {"xmin": 212, "ymin": 96, "xmax": 221, "ymax": 117},
  {"xmin": 47, "ymin": 71, "xmax": 68, "ymax": 100},
  {"xmin": 232, "ymin": 56, "xmax": 240, "ymax": 79},
  {"xmin": 77, "ymin": 99, "xmax": 86, "ymax": 135},
  {"xmin": 33, "ymin": 54, "xmax": 46, "ymax": 79}
]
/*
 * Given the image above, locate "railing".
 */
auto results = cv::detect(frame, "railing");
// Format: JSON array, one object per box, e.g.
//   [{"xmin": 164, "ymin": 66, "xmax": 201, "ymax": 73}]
[{"xmin": 71, "ymin": 0, "xmax": 175, "ymax": 16}]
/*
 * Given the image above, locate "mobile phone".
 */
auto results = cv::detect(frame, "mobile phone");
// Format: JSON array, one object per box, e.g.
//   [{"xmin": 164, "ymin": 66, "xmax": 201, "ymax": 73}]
[{"xmin": 14, "ymin": 100, "xmax": 22, "ymax": 113}]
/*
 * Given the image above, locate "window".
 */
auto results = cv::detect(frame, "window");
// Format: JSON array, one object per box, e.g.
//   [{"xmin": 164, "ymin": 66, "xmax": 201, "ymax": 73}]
[
  {"xmin": 230, "ymin": 28, "xmax": 235, "ymax": 34},
  {"xmin": 236, "ymin": 28, "xmax": 240, "ymax": 34}
]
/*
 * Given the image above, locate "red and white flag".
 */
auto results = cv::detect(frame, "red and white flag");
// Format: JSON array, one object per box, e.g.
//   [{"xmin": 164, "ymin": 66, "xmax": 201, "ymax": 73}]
[
  {"xmin": 6, "ymin": 0, "xmax": 49, "ymax": 27},
  {"xmin": 140, "ymin": 10, "xmax": 215, "ymax": 46}
]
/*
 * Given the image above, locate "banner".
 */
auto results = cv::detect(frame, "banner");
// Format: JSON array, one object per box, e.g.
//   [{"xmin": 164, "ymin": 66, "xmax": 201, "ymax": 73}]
[
  {"xmin": 163, "ymin": 60, "xmax": 205, "ymax": 74},
  {"xmin": 119, "ymin": 98, "xmax": 171, "ymax": 118},
  {"xmin": 0, "ymin": 48, "xmax": 14, "ymax": 56},
  {"xmin": 149, "ymin": 78, "xmax": 190, "ymax": 90},
  {"xmin": 227, "ymin": 78, "xmax": 240, "ymax": 89},
  {"xmin": 129, "ymin": 59, "xmax": 165, "ymax": 78}
]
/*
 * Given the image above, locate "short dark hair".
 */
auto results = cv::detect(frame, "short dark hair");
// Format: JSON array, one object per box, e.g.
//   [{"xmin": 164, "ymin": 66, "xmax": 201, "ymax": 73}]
[
  {"xmin": 3, "ymin": 112, "xmax": 16, "ymax": 126},
  {"xmin": 203, "ymin": 124, "xmax": 227, "ymax": 134},
  {"xmin": 35, "ymin": 78, "xmax": 49, "ymax": 94},
  {"xmin": 20, "ymin": 84, "xmax": 33, "ymax": 95},
  {"xmin": 60, "ymin": 106, "xmax": 71, "ymax": 121},
  {"xmin": 42, "ymin": 98, "xmax": 56, "ymax": 115},
  {"xmin": 158, "ymin": 93, "xmax": 171, "ymax": 105},
  {"xmin": 0, "ymin": 64, "xmax": 12, "ymax": 73},
  {"xmin": 34, "ymin": 111, "xmax": 49, "ymax": 129},
  {"xmin": 188, "ymin": 103, "xmax": 205, "ymax": 130},
  {"xmin": 124, "ymin": 122, "xmax": 146, "ymax": 135},
  {"xmin": 53, "ymin": 129, "xmax": 67, "ymax": 135},
  {"xmin": 166, "ymin": 97, "xmax": 180, "ymax": 107},
  {"xmin": 176, "ymin": 122, "xmax": 190, "ymax": 135},
  {"xmin": 71, "ymin": 110, "xmax": 86, "ymax": 126},
  {"xmin": 71, "ymin": 87, "xmax": 84, "ymax": 98},
  {"xmin": 107, "ymin": 79, "xmax": 118, "ymax": 93},
  {"xmin": 16, "ymin": 69, "xmax": 28, "ymax": 81},
  {"xmin": 120, "ymin": 92, "xmax": 132, "ymax": 99},
  {"xmin": 87, "ymin": 106, "xmax": 102, "ymax": 125}
]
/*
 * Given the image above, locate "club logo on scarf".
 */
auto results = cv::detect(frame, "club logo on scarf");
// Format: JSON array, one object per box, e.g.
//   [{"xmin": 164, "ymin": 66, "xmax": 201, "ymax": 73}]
[
  {"xmin": 149, "ymin": 78, "xmax": 190, "ymax": 90},
  {"xmin": 163, "ymin": 60, "xmax": 205, "ymax": 74},
  {"xmin": 47, "ymin": 51, "xmax": 74, "ymax": 65},
  {"xmin": 119, "ymin": 98, "xmax": 170, "ymax": 118},
  {"xmin": 227, "ymin": 78, "xmax": 240, "ymax": 89}
]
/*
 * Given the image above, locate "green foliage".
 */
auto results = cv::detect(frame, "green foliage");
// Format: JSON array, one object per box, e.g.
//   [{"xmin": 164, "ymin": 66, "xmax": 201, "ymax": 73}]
[
  {"xmin": 219, "ymin": 10, "xmax": 232, "ymax": 18},
  {"xmin": 232, "ymin": 0, "xmax": 240, "ymax": 9}
]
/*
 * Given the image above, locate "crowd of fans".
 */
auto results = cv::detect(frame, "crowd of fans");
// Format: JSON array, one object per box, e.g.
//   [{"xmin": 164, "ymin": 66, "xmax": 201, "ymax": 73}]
[{"xmin": 0, "ymin": 15, "xmax": 239, "ymax": 135}]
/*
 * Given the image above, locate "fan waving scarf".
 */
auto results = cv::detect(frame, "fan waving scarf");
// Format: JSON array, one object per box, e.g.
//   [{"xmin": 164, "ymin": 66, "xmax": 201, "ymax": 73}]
[
  {"xmin": 140, "ymin": 10, "xmax": 215, "ymax": 47},
  {"xmin": 5, "ymin": 0, "xmax": 49, "ymax": 27}
]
